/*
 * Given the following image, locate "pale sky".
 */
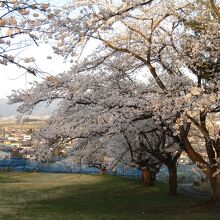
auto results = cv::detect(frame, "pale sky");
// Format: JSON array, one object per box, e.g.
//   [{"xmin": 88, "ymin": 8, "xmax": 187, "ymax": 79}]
[
  {"xmin": 0, "ymin": 0, "xmax": 147, "ymax": 99},
  {"xmin": 0, "ymin": 0, "xmax": 70, "ymax": 99}
]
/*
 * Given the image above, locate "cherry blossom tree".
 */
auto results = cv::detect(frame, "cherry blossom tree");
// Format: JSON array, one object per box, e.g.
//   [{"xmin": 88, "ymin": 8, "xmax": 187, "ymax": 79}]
[
  {"xmin": 9, "ymin": 0, "xmax": 220, "ymax": 202},
  {"xmin": 43, "ymin": 0, "xmax": 218, "ymax": 201},
  {"xmin": 9, "ymin": 69, "xmax": 182, "ymax": 194},
  {"xmin": 0, "ymin": 0, "xmax": 50, "ymax": 75}
]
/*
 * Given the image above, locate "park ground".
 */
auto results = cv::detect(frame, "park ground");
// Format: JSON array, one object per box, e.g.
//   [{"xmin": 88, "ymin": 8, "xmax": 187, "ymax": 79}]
[{"xmin": 0, "ymin": 172, "xmax": 220, "ymax": 220}]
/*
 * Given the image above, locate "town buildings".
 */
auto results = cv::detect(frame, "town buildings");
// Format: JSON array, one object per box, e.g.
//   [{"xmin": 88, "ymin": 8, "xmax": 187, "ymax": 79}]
[{"xmin": 0, "ymin": 127, "xmax": 35, "ymax": 159}]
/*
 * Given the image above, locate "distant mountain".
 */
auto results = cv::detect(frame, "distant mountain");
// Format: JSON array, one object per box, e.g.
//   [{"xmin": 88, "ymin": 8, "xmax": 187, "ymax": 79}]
[{"xmin": 0, "ymin": 98, "xmax": 59, "ymax": 117}]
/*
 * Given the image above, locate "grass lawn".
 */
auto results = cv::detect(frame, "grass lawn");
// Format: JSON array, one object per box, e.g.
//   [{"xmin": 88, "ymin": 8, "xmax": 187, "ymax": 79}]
[{"xmin": 0, "ymin": 172, "xmax": 219, "ymax": 220}]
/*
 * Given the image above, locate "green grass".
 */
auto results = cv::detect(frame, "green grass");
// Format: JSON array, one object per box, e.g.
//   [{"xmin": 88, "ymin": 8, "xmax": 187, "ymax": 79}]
[{"xmin": 0, "ymin": 172, "xmax": 219, "ymax": 220}]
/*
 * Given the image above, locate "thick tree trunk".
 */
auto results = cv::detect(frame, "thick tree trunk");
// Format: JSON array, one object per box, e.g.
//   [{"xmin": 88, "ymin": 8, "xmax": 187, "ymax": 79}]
[
  {"xmin": 142, "ymin": 167, "xmax": 154, "ymax": 187},
  {"xmin": 167, "ymin": 163, "xmax": 177, "ymax": 196},
  {"xmin": 210, "ymin": 173, "xmax": 220, "ymax": 203}
]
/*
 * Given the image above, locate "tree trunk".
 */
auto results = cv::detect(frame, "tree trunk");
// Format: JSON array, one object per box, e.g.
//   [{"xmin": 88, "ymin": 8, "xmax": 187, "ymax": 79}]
[
  {"xmin": 210, "ymin": 173, "xmax": 220, "ymax": 203},
  {"xmin": 167, "ymin": 163, "xmax": 177, "ymax": 196},
  {"xmin": 151, "ymin": 171, "xmax": 157, "ymax": 181},
  {"xmin": 99, "ymin": 166, "xmax": 106, "ymax": 175},
  {"xmin": 142, "ymin": 167, "xmax": 154, "ymax": 187}
]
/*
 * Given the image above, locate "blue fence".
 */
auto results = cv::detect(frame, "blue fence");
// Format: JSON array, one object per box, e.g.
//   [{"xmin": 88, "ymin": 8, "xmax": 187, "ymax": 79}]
[
  {"xmin": 0, "ymin": 158, "xmax": 202, "ymax": 183},
  {"xmin": 0, "ymin": 158, "xmax": 142, "ymax": 178}
]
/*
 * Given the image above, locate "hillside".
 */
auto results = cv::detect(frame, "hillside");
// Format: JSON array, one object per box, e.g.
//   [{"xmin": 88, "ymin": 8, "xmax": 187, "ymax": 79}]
[{"xmin": 0, "ymin": 173, "xmax": 215, "ymax": 220}]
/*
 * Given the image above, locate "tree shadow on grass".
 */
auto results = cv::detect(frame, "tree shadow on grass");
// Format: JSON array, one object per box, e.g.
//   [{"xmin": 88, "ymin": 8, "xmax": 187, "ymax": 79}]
[{"xmin": 2, "ymin": 174, "xmax": 217, "ymax": 220}]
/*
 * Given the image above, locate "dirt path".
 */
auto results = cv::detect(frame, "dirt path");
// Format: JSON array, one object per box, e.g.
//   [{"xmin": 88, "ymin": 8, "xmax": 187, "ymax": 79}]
[{"xmin": 178, "ymin": 184, "xmax": 211, "ymax": 198}]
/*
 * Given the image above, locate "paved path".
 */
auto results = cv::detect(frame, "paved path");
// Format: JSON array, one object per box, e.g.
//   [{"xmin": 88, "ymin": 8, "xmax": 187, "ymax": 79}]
[{"xmin": 178, "ymin": 184, "xmax": 211, "ymax": 198}]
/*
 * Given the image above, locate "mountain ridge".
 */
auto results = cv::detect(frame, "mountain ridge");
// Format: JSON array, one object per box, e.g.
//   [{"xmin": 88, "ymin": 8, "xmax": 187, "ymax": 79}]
[{"xmin": 0, "ymin": 98, "xmax": 58, "ymax": 117}]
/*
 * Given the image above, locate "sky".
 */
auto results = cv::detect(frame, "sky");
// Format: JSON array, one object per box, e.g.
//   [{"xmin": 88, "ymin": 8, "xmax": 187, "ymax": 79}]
[
  {"xmin": 0, "ymin": 45, "xmax": 71, "ymax": 99},
  {"xmin": 0, "ymin": 0, "xmax": 148, "ymax": 99},
  {"xmin": 0, "ymin": 0, "xmax": 70, "ymax": 99}
]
